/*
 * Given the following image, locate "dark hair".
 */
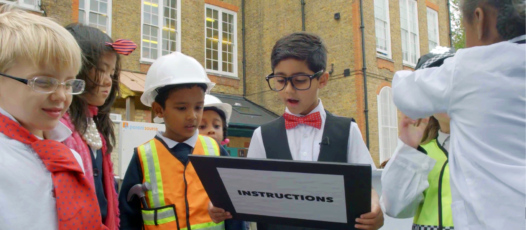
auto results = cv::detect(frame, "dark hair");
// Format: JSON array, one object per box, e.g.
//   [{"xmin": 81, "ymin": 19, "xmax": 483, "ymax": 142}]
[
  {"xmin": 65, "ymin": 23, "xmax": 121, "ymax": 154},
  {"xmin": 461, "ymin": 0, "xmax": 525, "ymax": 40},
  {"xmin": 203, "ymin": 107, "xmax": 228, "ymax": 141},
  {"xmin": 271, "ymin": 32, "xmax": 327, "ymax": 73},
  {"xmin": 154, "ymin": 83, "xmax": 208, "ymax": 108}
]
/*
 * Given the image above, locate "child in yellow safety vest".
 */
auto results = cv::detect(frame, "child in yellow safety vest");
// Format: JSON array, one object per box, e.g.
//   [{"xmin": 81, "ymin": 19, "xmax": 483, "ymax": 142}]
[
  {"xmin": 118, "ymin": 52, "xmax": 246, "ymax": 230},
  {"xmin": 381, "ymin": 49, "xmax": 455, "ymax": 230}
]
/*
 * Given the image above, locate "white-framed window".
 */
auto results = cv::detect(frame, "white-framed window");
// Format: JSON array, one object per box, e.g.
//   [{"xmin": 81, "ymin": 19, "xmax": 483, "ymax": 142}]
[
  {"xmin": 374, "ymin": 0, "xmax": 391, "ymax": 58},
  {"xmin": 205, "ymin": 4, "xmax": 238, "ymax": 78},
  {"xmin": 0, "ymin": 0, "xmax": 40, "ymax": 11},
  {"xmin": 140, "ymin": 0, "xmax": 181, "ymax": 63},
  {"xmin": 377, "ymin": 86, "xmax": 398, "ymax": 164},
  {"xmin": 400, "ymin": 0, "xmax": 420, "ymax": 66},
  {"xmin": 427, "ymin": 8, "xmax": 440, "ymax": 51},
  {"xmin": 79, "ymin": 0, "xmax": 112, "ymax": 35}
]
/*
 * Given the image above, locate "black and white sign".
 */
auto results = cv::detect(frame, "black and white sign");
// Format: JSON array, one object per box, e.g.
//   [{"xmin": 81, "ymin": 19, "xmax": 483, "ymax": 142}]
[{"xmin": 189, "ymin": 155, "xmax": 371, "ymax": 229}]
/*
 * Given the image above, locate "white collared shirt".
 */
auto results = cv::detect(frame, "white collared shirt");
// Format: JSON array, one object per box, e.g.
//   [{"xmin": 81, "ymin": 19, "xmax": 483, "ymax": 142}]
[
  {"xmin": 392, "ymin": 36, "xmax": 526, "ymax": 230},
  {"xmin": 0, "ymin": 107, "xmax": 84, "ymax": 230},
  {"xmin": 156, "ymin": 130, "xmax": 199, "ymax": 149},
  {"xmin": 380, "ymin": 131, "xmax": 450, "ymax": 218},
  {"xmin": 248, "ymin": 100, "xmax": 376, "ymax": 168}
]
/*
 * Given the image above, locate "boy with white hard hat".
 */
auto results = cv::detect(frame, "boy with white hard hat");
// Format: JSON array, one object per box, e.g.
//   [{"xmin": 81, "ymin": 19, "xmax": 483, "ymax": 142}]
[
  {"xmin": 199, "ymin": 94, "xmax": 233, "ymax": 147},
  {"xmin": 119, "ymin": 52, "xmax": 246, "ymax": 230}
]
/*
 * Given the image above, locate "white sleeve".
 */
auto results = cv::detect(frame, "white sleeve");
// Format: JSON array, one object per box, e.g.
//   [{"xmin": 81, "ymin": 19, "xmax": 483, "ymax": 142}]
[
  {"xmin": 380, "ymin": 139, "xmax": 436, "ymax": 218},
  {"xmin": 392, "ymin": 56, "xmax": 456, "ymax": 120},
  {"xmin": 70, "ymin": 149, "xmax": 85, "ymax": 173},
  {"xmin": 347, "ymin": 123, "xmax": 376, "ymax": 169},
  {"xmin": 247, "ymin": 127, "xmax": 267, "ymax": 159}
]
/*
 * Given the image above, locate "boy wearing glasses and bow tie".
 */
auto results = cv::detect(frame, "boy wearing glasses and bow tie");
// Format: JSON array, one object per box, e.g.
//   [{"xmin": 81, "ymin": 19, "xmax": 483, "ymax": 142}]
[
  {"xmin": 209, "ymin": 32, "xmax": 384, "ymax": 230},
  {"xmin": 0, "ymin": 5, "xmax": 109, "ymax": 230}
]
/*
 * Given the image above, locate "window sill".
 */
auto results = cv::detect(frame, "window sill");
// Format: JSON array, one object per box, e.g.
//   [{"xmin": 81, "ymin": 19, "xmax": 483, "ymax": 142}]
[
  {"xmin": 376, "ymin": 54, "xmax": 393, "ymax": 62},
  {"xmin": 206, "ymin": 71, "xmax": 238, "ymax": 80},
  {"xmin": 376, "ymin": 55, "xmax": 394, "ymax": 63},
  {"xmin": 377, "ymin": 57, "xmax": 395, "ymax": 72},
  {"xmin": 140, "ymin": 60, "xmax": 154, "ymax": 65},
  {"xmin": 207, "ymin": 74, "xmax": 240, "ymax": 88},
  {"xmin": 403, "ymin": 64, "xmax": 416, "ymax": 71}
]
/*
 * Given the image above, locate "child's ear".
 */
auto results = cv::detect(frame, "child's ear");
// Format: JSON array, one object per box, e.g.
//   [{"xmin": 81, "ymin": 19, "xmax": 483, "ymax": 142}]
[
  {"xmin": 474, "ymin": 7, "xmax": 485, "ymax": 40},
  {"xmin": 318, "ymin": 72, "xmax": 329, "ymax": 89},
  {"xmin": 152, "ymin": 102, "xmax": 165, "ymax": 118}
]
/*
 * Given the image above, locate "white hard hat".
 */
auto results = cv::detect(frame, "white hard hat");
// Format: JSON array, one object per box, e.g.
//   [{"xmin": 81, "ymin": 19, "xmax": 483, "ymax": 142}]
[
  {"xmin": 204, "ymin": 94, "xmax": 232, "ymax": 125},
  {"xmin": 141, "ymin": 52, "xmax": 216, "ymax": 107}
]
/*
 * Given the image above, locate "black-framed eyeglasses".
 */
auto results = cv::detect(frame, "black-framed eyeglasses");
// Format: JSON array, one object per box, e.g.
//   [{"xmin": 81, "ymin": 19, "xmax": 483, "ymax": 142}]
[
  {"xmin": 0, "ymin": 73, "xmax": 86, "ymax": 95},
  {"xmin": 265, "ymin": 70, "xmax": 324, "ymax": 92}
]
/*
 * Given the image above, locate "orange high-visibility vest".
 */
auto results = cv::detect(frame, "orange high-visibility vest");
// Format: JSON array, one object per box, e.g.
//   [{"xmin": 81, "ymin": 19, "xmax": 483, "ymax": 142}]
[{"xmin": 137, "ymin": 135, "xmax": 224, "ymax": 230}]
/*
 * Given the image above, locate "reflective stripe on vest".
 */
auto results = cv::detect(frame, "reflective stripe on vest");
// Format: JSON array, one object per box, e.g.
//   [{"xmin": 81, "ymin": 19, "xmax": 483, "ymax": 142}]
[
  {"xmin": 138, "ymin": 135, "xmax": 224, "ymax": 230},
  {"xmin": 199, "ymin": 135, "xmax": 220, "ymax": 156},
  {"xmin": 142, "ymin": 206, "xmax": 176, "ymax": 225},
  {"xmin": 412, "ymin": 224, "xmax": 454, "ymax": 230},
  {"xmin": 413, "ymin": 138, "xmax": 454, "ymax": 229}
]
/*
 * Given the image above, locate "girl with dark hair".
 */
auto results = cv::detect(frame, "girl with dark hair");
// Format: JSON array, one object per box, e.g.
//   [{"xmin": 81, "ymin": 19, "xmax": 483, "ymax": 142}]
[
  {"xmin": 60, "ymin": 23, "xmax": 136, "ymax": 230},
  {"xmin": 199, "ymin": 94, "xmax": 232, "ymax": 147},
  {"xmin": 392, "ymin": 0, "xmax": 525, "ymax": 229}
]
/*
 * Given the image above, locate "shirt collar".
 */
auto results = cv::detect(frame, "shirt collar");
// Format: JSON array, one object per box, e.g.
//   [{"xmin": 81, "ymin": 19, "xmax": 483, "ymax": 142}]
[
  {"xmin": 285, "ymin": 99, "xmax": 326, "ymax": 118},
  {"xmin": 156, "ymin": 130, "xmax": 199, "ymax": 149},
  {"xmin": 509, "ymin": 35, "xmax": 526, "ymax": 43},
  {"xmin": 0, "ymin": 106, "xmax": 72, "ymax": 142}
]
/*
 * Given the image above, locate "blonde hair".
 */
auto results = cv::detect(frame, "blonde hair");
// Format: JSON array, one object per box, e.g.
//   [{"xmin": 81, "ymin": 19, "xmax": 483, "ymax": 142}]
[{"xmin": 0, "ymin": 5, "xmax": 82, "ymax": 73}]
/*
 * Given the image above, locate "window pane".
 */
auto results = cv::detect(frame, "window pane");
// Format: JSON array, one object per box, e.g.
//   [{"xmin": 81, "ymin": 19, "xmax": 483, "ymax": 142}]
[
  {"xmin": 144, "ymin": 12, "xmax": 151, "ymax": 24},
  {"xmin": 100, "ymin": 2, "xmax": 107, "ymax": 14},
  {"xmin": 170, "ymin": 19, "xmax": 176, "ymax": 29},
  {"xmin": 206, "ymin": 59, "xmax": 211, "ymax": 69},
  {"xmin": 222, "ymin": 52, "xmax": 227, "ymax": 62},
  {"xmin": 222, "ymin": 62, "xmax": 227, "ymax": 72},
  {"xmin": 162, "ymin": 39, "xmax": 169, "ymax": 50},
  {"xmin": 79, "ymin": 10, "xmax": 85, "ymax": 24},
  {"xmin": 171, "ymin": 41, "xmax": 176, "ymax": 51},
  {"xmin": 152, "ymin": 14, "xmax": 158, "ymax": 26},
  {"xmin": 152, "ymin": 49, "xmax": 158, "ymax": 59},
  {"xmin": 169, "ymin": 31, "xmax": 175, "ymax": 40},
  {"xmin": 213, "ymin": 50, "xmax": 218, "ymax": 60},
  {"xmin": 89, "ymin": 12, "xmax": 98, "ymax": 24},
  {"xmin": 99, "ymin": 14, "xmax": 107, "ymax": 27},
  {"xmin": 206, "ymin": 8, "xmax": 212, "ymax": 18},
  {"xmin": 142, "ymin": 46, "xmax": 149, "ymax": 58},
  {"xmin": 228, "ymin": 63, "xmax": 233, "ymax": 73},
  {"xmin": 171, "ymin": 0, "xmax": 176, "ymax": 7},
  {"xmin": 90, "ymin": 0, "xmax": 98, "ymax": 11},
  {"xmin": 80, "ymin": 0, "xmax": 85, "ymax": 9},
  {"xmin": 213, "ymin": 61, "xmax": 218, "ymax": 70}
]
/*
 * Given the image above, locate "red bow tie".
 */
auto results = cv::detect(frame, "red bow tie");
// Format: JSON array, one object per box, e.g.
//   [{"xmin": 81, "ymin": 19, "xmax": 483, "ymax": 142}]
[
  {"xmin": 0, "ymin": 113, "xmax": 107, "ymax": 230},
  {"xmin": 106, "ymin": 39, "xmax": 137, "ymax": 56},
  {"xmin": 284, "ymin": 112, "xmax": 322, "ymax": 130}
]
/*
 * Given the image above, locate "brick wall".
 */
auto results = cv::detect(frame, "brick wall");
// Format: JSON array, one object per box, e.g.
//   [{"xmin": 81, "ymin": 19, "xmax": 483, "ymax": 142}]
[
  {"xmin": 41, "ymin": 0, "xmax": 451, "ymax": 167},
  {"xmin": 244, "ymin": 0, "xmax": 450, "ymax": 166}
]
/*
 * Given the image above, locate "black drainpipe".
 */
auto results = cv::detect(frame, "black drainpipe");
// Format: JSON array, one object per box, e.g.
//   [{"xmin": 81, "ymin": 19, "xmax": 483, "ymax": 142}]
[
  {"xmin": 242, "ymin": 0, "xmax": 247, "ymax": 97},
  {"xmin": 447, "ymin": 0, "xmax": 453, "ymax": 47},
  {"xmin": 301, "ymin": 0, "xmax": 306, "ymax": 31},
  {"xmin": 359, "ymin": 0, "xmax": 370, "ymax": 148}
]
